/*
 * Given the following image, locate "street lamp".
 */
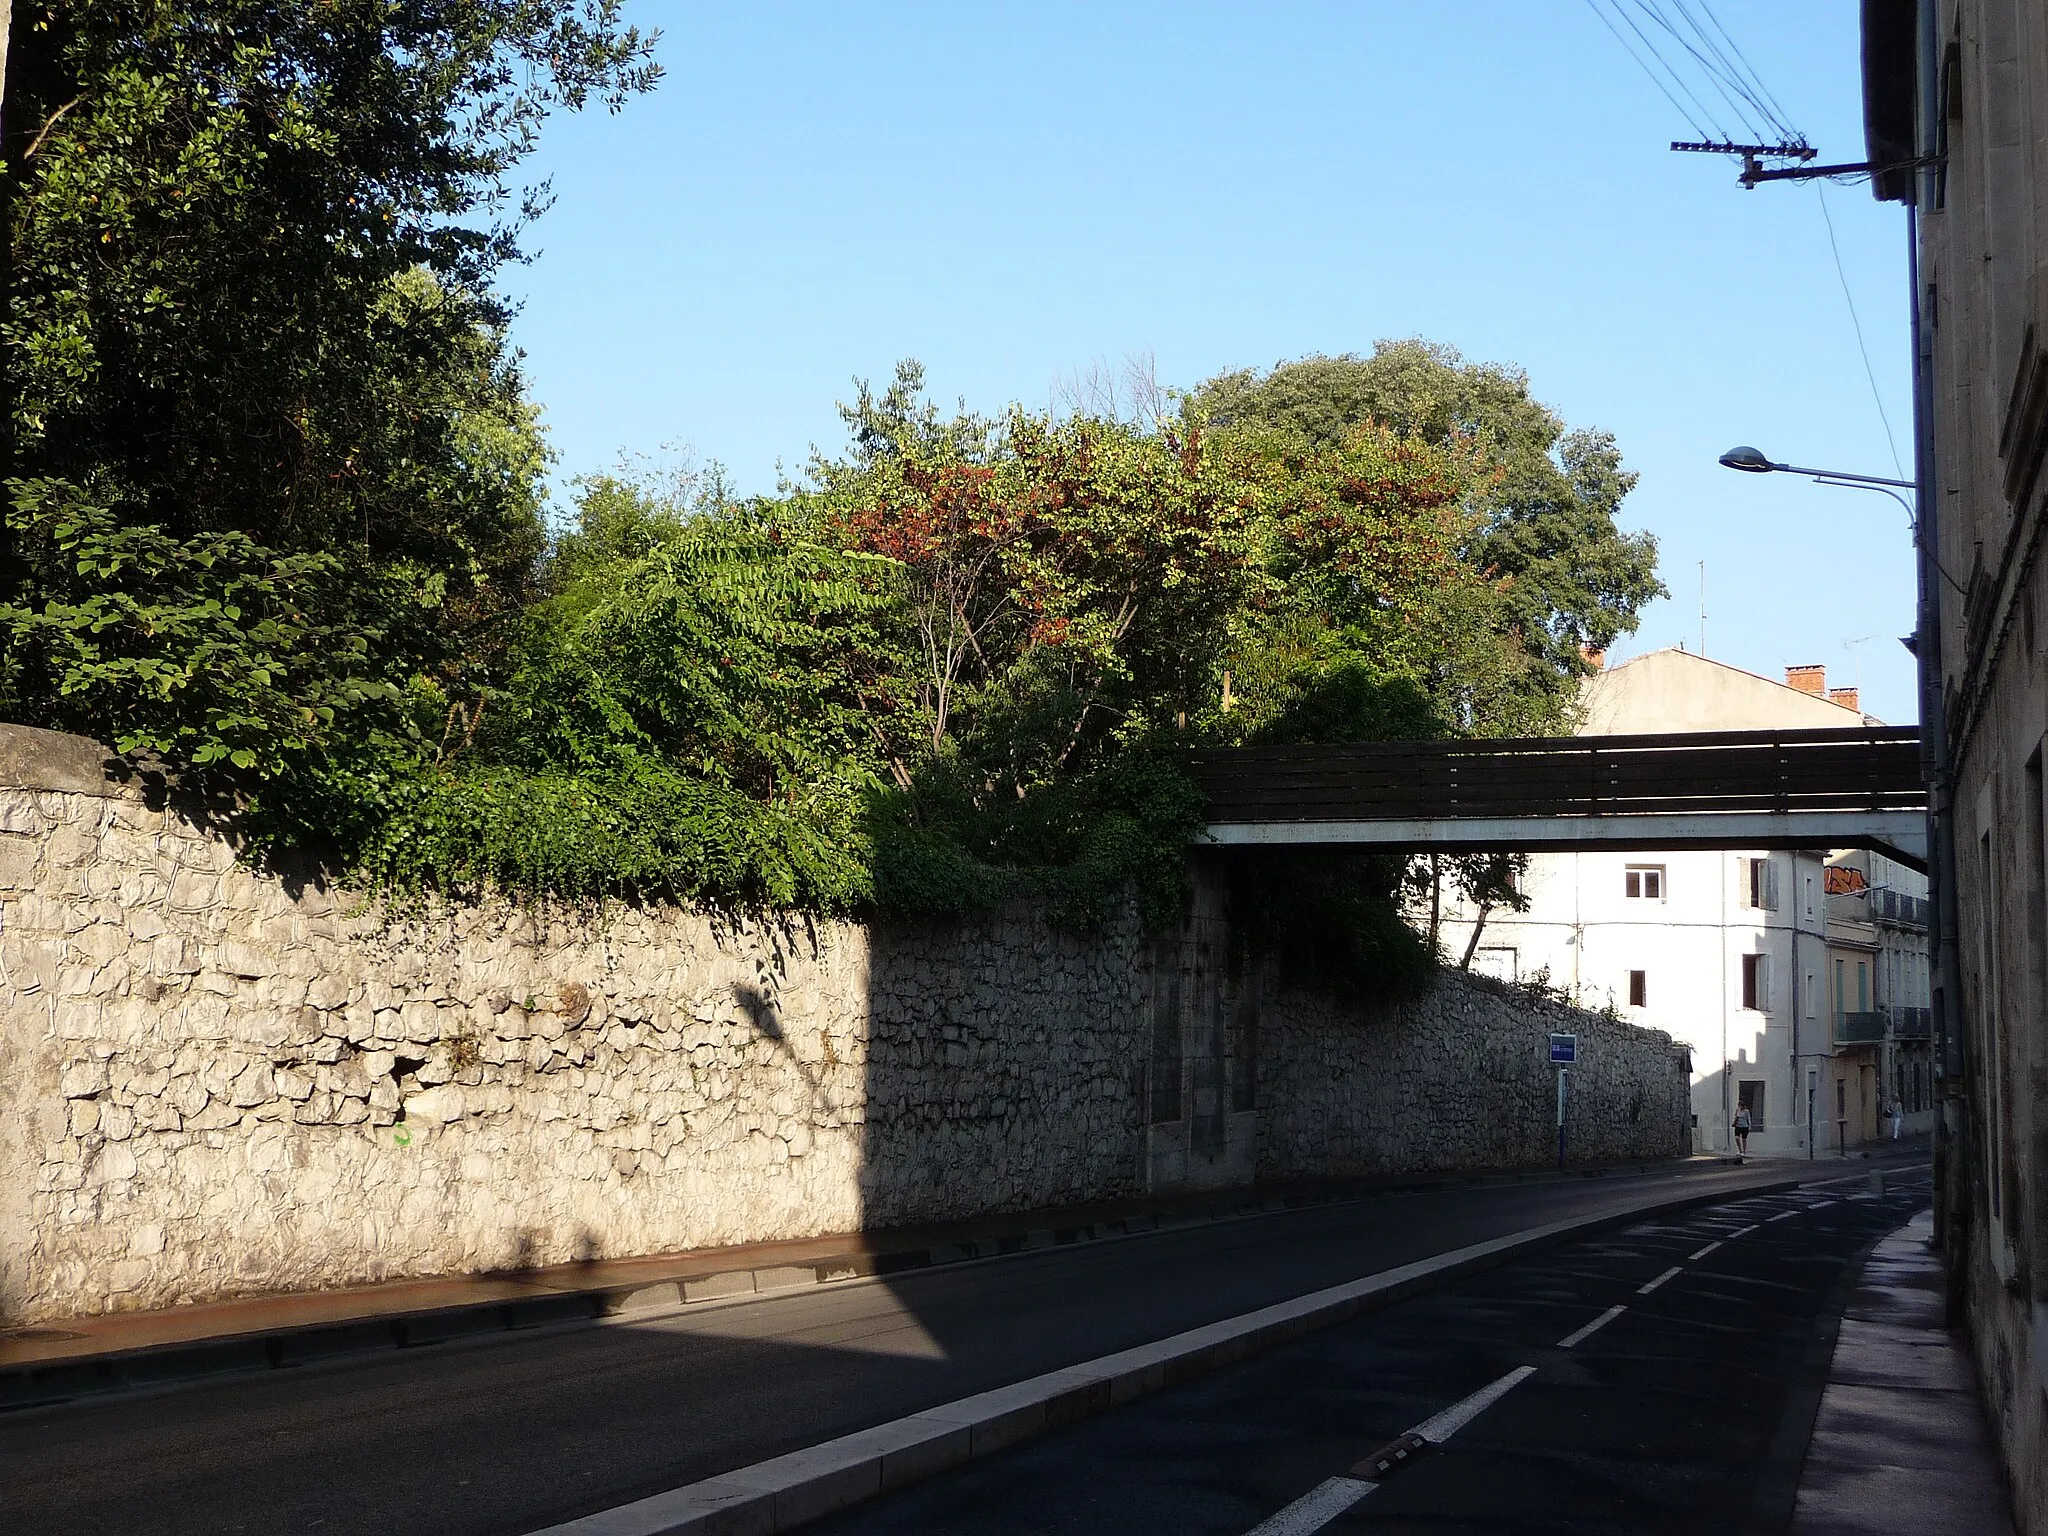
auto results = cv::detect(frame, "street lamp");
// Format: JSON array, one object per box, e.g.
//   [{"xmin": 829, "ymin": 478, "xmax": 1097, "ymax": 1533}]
[
  {"xmin": 1718, "ymin": 446, "xmax": 1917, "ymax": 527},
  {"xmin": 1718, "ymin": 443, "xmax": 1927, "ymax": 1162}
]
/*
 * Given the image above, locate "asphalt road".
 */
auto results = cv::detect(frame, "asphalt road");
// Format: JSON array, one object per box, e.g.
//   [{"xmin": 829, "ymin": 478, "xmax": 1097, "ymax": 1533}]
[
  {"xmin": 807, "ymin": 1169, "xmax": 1935, "ymax": 1536},
  {"xmin": 1, "ymin": 1162, "xmax": 1850, "ymax": 1536}
]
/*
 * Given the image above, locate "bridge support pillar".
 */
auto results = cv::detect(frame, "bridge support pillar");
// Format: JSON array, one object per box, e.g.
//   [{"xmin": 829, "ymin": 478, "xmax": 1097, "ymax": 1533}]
[{"xmin": 1143, "ymin": 853, "xmax": 1258, "ymax": 1193}]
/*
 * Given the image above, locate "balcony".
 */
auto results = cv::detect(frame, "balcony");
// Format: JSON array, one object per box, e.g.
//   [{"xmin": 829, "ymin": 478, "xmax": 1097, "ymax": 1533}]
[
  {"xmin": 1865, "ymin": 889, "xmax": 1930, "ymax": 928},
  {"xmin": 1893, "ymin": 1005, "xmax": 1933, "ymax": 1039},
  {"xmin": 1834, "ymin": 1010, "xmax": 1888, "ymax": 1045}
]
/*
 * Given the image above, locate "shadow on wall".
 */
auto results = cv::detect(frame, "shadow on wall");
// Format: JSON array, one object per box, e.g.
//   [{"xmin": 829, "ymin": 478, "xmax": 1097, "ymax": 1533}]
[
  {"xmin": 0, "ymin": 716, "xmax": 1687, "ymax": 1331},
  {"xmin": 829, "ymin": 849, "xmax": 1693, "ymax": 1244},
  {"xmin": 847, "ymin": 904, "xmax": 1155, "ymax": 1237}
]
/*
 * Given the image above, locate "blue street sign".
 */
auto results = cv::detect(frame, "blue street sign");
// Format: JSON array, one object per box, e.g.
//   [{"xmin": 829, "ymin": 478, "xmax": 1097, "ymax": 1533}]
[{"xmin": 1549, "ymin": 1032, "xmax": 1578, "ymax": 1065}]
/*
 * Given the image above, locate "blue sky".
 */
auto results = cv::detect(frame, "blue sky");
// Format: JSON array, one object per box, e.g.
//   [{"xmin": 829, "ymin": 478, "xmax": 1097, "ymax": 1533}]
[{"xmin": 502, "ymin": 2, "xmax": 1919, "ymax": 722}]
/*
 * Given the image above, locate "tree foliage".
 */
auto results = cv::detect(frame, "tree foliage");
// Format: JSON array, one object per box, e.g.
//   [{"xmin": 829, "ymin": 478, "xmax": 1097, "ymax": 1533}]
[
  {"xmin": 0, "ymin": 5, "xmax": 1665, "ymax": 984},
  {"xmin": 0, "ymin": 0, "xmax": 659, "ymax": 813},
  {"xmin": 1192, "ymin": 339, "xmax": 1666, "ymax": 725}
]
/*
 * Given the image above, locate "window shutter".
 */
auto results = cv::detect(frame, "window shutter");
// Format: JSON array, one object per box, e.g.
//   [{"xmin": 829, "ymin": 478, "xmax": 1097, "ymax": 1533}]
[{"xmin": 1758, "ymin": 954, "xmax": 1772, "ymax": 1012}]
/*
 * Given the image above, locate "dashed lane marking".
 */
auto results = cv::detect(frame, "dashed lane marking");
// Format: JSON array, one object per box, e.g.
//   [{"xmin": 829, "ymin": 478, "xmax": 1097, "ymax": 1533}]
[
  {"xmin": 1687, "ymin": 1241, "xmax": 1722, "ymax": 1261},
  {"xmin": 1243, "ymin": 1475, "xmax": 1377, "ymax": 1536},
  {"xmin": 1242, "ymin": 1367, "xmax": 1539, "ymax": 1536},
  {"xmin": 1412, "ymin": 1366, "xmax": 1538, "ymax": 1440},
  {"xmin": 1767, "ymin": 1210, "xmax": 1800, "ymax": 1222},
  {"xmin": 1557, "ymin": 1304, "xmax": 1627, "ymax": 1348},
  {"xmin": 1728, "ymin": 1224, "xmax": 1761, "ymax": 1237},
  {"xmin": 1636, "ymin": 1266, "xmax": 1683, "ymax": 1296}
]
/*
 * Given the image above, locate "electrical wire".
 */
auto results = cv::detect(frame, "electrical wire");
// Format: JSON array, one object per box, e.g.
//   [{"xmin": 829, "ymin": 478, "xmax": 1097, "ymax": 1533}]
[
  {"xmin": 1688, "ymin": 0, "xmax": 1804, "ymax": 142},
  {"xmin": 1659, "ymin": 0, "xmax": 1802, "ymax": 145},
  {"xmin": 1816, "ymin": 183, "xmax": 1907, "ymax": 478},
  {"xmin": 1607, "ymin": 0, "xmax": 1742, "ymax": 142},
  {"xmin": 1630, "ymin": 0, "xmax": 1780, "ymax": 144},
  {"xmin": 1582, "ymin": 0, "xmax": 1715, "ymax": 141},
  {"xmin": 1587, "ymin": 0, "xmax": 1813, "ymax": 158}
]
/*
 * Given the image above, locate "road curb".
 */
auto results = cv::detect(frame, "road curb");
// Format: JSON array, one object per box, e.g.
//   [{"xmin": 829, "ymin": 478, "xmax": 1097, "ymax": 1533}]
[
  {"xmin": 526, "ymin": 1174, "xmax": 1802, "ymax": 1536},
  {"xmin": 0, "ymin": 1156, "xmax": 1735, "ymax": 1413}
]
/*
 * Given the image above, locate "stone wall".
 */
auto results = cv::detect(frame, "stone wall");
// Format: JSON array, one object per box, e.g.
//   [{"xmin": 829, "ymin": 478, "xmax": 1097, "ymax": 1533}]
[
  {"xmin": 0, "ymin": 724, "xmax": 1687, "ymax": 1325},
  {"xmin": 1253, "ymin": 971, "xmax": 1691, "ymax": 1177}
]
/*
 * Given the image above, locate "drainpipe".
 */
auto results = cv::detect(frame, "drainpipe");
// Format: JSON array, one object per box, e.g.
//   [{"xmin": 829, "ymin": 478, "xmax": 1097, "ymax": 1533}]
[
  {"xmin": 1792, "ymin": 893, "xmax": 1806, "ymax": 1159},
  {"xmin": 1720, "ymin": 851, "xmax": 1730, "ymax": 1153}
]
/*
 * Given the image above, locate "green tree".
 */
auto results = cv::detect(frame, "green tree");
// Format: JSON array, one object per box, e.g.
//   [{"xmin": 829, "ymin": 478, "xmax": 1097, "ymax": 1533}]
[
  {"xmin": 0, "ymin": 1, "xmax": 658, "ymax": 832},
  {"xmin": 820, "ymin": 365, "xmax": 1263, "ymax": 785},
  {"xmin": 360, "ymin": 485, "xmax": 909, "ymax": 910},
  {"xmin": 1192, "ymin": 339, "xmax": 1665, "ymax": 722}
]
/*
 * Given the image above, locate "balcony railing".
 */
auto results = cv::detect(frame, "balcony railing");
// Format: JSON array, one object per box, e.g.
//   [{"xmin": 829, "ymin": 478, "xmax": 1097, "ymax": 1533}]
[
  {"xmin": 1873, "ymin": 889, "xmax": 1929, "ymax": 927},
  {"xmin": 1892, "ymin": 1005, "xmax": 1933, "ymax": 1039},
  {"xmin": 1834, "ymin": 1010, "xmax": 1888, "ymax": 1045}
]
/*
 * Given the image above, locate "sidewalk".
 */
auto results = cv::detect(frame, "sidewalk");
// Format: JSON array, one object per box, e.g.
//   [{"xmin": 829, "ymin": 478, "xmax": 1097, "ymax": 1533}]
[
  {"xmin": 1748, "ymin": 1131, "xmax": 1936, "ymax": 1164},
  {"xmin": 1, "ymin": 1153, "xmax": 1761, "ymax": 1411},
  {"xmin": 1792, "ymin": 1206, "xmax": 2015, "ymax": 1534}
]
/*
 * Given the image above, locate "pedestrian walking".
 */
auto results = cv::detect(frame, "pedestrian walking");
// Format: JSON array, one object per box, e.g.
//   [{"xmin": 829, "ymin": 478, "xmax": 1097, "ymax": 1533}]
[
  {"xmin": 1732, "ymin": 1105, "xmax": 1752, "ymax": 1156},
  {"xmin": 1891, "ymin": 1100, "xmax": 1904, "ymax": 1140}
]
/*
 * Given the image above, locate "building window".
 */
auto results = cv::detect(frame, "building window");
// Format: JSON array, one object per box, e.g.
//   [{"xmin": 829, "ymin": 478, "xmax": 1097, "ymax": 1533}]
[
  {"xmin": 1744, "ymin": 856, "xmax": 1778, "ymax": 910},
  {"xmin": 1628, "ymin": 969, "xmax": 1647, "ymax": 1007},
  {"xmin": 1625, "ymin": 865, "xmax": 1665, "ymax": 900},
  {"xmin": 1741, "ymin": 953, "xmax": 1771, "ymax": 1012},
  {"xmin": 1738, "ymin": 1079, "xmax": 1766, "ymax": 1125},
  {"xmin": 1857, "ymin": 960, "xmax": 1868, "ymax": 1012}
]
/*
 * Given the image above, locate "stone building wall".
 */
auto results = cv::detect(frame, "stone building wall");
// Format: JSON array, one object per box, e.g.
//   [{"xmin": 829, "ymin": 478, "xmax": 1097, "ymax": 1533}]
[
  {"xmin": 1877, "ymin": 1, "xmax": 2048, "ymax": 1528},
  {"xmin": 0, "ymin": 724, "xmax": 1686, "ymax": 1325}
]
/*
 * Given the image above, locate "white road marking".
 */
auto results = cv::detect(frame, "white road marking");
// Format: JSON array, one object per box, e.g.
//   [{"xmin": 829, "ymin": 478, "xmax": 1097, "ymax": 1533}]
[
  {"xmin": 1728, "ymin": 1224, "xmax": 1761, "ymax": 1237},
  {"xmin": 1243, "ymin": 1476, "xmax": 1376, "ymax": 1536},
  {"xmin": 1557, "ymin": 1304, "xmax": 1626, "ymax": 1348},
  {"xmin": 1243, "ymin": 1367, "xmax": 1539, "ymax": 1536},
  {"xmin": 1688, "ymin": 1241, "xmax": 1723, "ymax": 1261},
  {"xmin": 1636, "ymin": 1266, "xmax": 1683, "ymax": 1295},
  {"xmin": 1808, "ymin": 1200, "xmax": 1839, "ymax": 1212},
  {"xmin": 1411, "ymin": 1365, "xmax": 1539, "ymax": 1441},
  {"xmin": 1768, "ymin": 1210, "xmax": 1800, "ymax": 1222}
]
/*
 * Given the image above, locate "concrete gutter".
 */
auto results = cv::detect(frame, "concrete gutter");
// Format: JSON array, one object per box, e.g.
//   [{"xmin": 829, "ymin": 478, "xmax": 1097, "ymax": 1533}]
[{"xmin": 527, "ymin": 1173, "xmax": 1800, "ymax": 1536}]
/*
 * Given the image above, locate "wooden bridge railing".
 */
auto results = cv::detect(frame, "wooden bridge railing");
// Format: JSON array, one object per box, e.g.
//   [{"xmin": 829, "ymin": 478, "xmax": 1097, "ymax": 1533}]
[{"xmin": 1187, "ymin": 726, "xmax": 1926, "ymax": 824}]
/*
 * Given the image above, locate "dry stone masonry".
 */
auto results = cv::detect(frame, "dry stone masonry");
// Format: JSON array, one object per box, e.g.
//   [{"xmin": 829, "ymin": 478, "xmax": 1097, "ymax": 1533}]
[{"xmin": 0, "ymin": 724, "xmax": 1688, "ymax": 1325}]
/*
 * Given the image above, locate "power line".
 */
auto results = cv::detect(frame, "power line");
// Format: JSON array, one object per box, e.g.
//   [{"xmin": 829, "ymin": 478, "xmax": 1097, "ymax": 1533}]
[
  {"xmin": 1661, "ymin": 0, "xmax": 1802, "ymax": 144},
  {"xmin": 1607, "ymin": 0, "xmax": 1743, "ymax": 142},
  {"xmin": 1582, "ymin": 0, "xmax": 1714, "ymax": 141},
  {"xmin": 1692, "ymin": 0, "xmax": 1803, "ymax": 139},
  {"xmin": 1816, "ymin": 183, "xmax": 1906, "ymax": 478},
  {"xmin": 1629, "ymin": 0, "xmax": 1781, "ymax": 144}
]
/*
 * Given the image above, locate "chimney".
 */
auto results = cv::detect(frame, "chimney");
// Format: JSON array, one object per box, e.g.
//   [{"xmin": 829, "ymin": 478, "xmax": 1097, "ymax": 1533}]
[
  {"xmin": 1785, "ymin": 664, "xmax": 1826, "ymax": 695},
  {"xmin": 1828, "ymin": 686, "xmax": 1860, "ymax": 711}
]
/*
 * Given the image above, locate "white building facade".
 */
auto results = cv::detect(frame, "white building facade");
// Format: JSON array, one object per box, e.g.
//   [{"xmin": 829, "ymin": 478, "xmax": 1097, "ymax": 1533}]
[{"xmin": 1438, "ymin": 649, "xmax": 1931, "ymax": 1156}]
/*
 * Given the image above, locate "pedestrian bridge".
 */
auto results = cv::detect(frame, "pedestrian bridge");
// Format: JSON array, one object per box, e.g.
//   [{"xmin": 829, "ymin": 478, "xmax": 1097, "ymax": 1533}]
[{"xmin": 1188, "ymin": 726, "xmax": 1928, "ymax": 869}]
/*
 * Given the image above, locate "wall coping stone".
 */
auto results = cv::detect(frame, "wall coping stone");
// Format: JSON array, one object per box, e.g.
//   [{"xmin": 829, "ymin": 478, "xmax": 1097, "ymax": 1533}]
[{"xmin": 0, "ymin": 723, "xmax": 140, "ymax": 800}]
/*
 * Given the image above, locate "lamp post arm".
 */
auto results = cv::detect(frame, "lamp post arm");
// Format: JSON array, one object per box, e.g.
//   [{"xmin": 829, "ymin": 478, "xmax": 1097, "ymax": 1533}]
[
  {"xmin": 1772, "ymin": 462, "xmax": 1917, "ymax": 489},
  {"xmin": 1812, "ymin": 477, "xmax": 1917, "ymax": 526}
]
